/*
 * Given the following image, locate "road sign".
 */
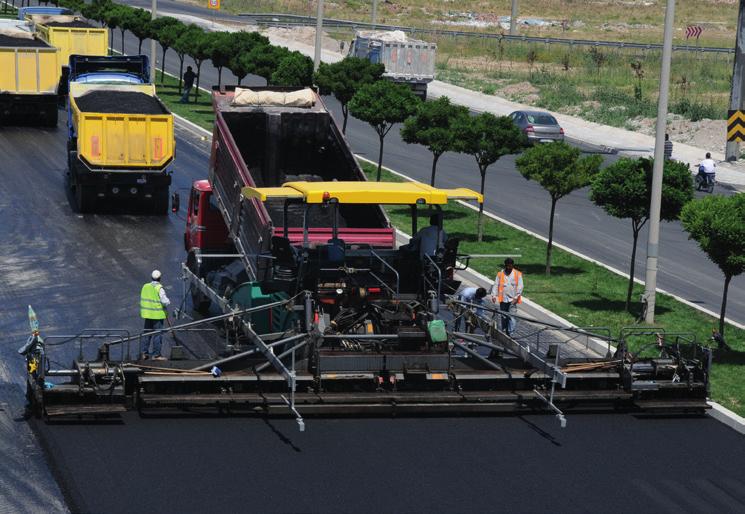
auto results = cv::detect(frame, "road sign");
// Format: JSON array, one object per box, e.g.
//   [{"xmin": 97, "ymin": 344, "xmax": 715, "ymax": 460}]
[
  {"xmin": 728, "ymin": 110, "xmax": 745, "ymax": 142},
  {"xmin": 208, "ymin": 0, "xmax": 220, "ymax": 10},
  {"xmin": 686, "ymin": 25, "xmax": 703, "ymax": 39}
]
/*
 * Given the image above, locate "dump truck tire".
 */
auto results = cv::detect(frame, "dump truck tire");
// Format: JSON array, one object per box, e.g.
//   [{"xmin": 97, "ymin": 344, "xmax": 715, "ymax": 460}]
[
  {"xmin": 42, "ymin": 107, "xmax": 58, "ymax": 128},
  {"xmin": 76, "ymin": 185, "xmax": 95, "ymax": 214},
  {"xmin": 152, "ymin": 187, "xmax": 169, "ymax": 215}
]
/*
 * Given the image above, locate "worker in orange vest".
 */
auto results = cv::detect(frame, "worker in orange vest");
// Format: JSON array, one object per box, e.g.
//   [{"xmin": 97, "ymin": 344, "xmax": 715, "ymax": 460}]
[{"xmin": 490, "ymin": 258, "xmax": 524, "ymax": 336}]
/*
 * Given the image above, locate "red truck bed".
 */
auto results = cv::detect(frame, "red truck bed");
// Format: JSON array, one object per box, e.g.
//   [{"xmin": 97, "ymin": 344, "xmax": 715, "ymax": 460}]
[{"xmin": 208, "ymin": 86, "xmax": 394, "ymax": 279}]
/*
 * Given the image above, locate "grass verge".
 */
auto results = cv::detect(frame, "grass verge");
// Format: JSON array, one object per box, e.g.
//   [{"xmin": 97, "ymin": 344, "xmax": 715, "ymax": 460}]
[
  {"xmin": 358, "ymin": 160, "xmax": 745, "ymax": 416},
  {"xmin": 157, "ymin": 79, "xmax": 745, "ymax": 417}
]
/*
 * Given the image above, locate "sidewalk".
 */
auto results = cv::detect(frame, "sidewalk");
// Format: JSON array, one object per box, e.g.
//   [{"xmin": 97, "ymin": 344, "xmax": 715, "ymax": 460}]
[{"xmin": 162, "ymin": 9, "xmax": 745, "ymax": 189}]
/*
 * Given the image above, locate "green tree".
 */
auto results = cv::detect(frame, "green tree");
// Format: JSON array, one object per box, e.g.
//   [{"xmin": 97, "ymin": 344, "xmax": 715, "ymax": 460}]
[
  {"xmin": 681, "ymin": 195, "xmax": 745, "ymax": 335},
  {"xmin": 208, "ymin": 31, "xmax": 233, "ymax": 88},
  {"xmin": 81, "ymin": 0, "xmax": 112, "ymax": 27},
  {"xmin": 126, "ymin": 8, "xmax": 152, "ymax": 54},
  {"xmin": 101, "ymin": 3, "xmax": 125, "ymax": 53},
  {"xmin": 149, "ymin": 16, "xmax": 183, "ymax": 83},
  {"xmin": 590, "ymin": 157, "xmax": 693, "ymax": 311},
  {"xmin": 455, "ymin": 113, "xmax": 527, "ymax": 241},
  {"xmin": 172, "ymin": 24, "xmax": 201, "ymax": 93},
  {"xmin": 314, "ymin": 57, "xmax": 385, "ymax": 133},
  {"xmin": 225, "ymin": 32, "xmax": 270, "ymax": 86},
  {"xmin": 184, "ymin": 30, "xmax": 212, "ymax": 100},
  {"xmin": 271, "ymin": 51, "xmax": 314, "ymax": 87},
  {"xmin": 349, "ymin": 81, "xmax": 419, "ymax": 181},
  {"xmin": 114, "ymin": 4, "xmax": 137, "ymax": 54},
  {"xmin": 400, "ymin": 96, "xmax": 469, "ymax": 187},
  {"xmin": 248, "ymin": 44, "xmax": 288, "ymax": 84},
  {"xmin": 516, "ymin": 142, "xmax": 602, "ymax": 275}
]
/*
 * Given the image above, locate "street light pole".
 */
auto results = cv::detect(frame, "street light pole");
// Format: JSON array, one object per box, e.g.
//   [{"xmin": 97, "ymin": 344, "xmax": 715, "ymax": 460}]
[
  {"xmin": 510, "ymin": 0, "xmax": 518, "ymax": 36},
  {"xmin": 643, "ymin": 0, "xmax": 676, "ymax": 324},
  {"xmin": 150, "ymin": 0, "xmax": 157, "ymax": 82},
  {"xmin": 314, "ymin": 0, "xmax": 324, "ymax": 71},
  {"xmin": 372, "ymin": 0, "xmax": 378, "ymax": 26}
]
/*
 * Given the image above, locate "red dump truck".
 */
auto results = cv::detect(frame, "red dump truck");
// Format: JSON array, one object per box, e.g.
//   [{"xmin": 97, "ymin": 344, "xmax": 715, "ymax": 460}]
[{"xmin": 184, "ymin": 86, "xmax": 394, "ymax": 311}]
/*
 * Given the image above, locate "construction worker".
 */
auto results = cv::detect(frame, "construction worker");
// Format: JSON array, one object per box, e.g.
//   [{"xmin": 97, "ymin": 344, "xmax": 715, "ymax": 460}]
[
  {"xmin": 411, "ymin": 214, "xmax": 447, "ymax": 258},
  {"xmin": 140, "ymin": 270, "xmax": 170, "ymax": 360},
  {"xmin": 490, "ymin": 258, "xmax": 523, "ymax": 336},
  {"xmin": 454, "ymin": 286, "xmax": 487, "ymax": 333}
]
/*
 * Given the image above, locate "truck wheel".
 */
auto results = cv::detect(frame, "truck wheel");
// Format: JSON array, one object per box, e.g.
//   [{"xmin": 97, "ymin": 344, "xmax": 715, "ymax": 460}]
[
  {"xmin": 76, "ymin": 185, "xmax": 95, "ymax": 213},
  {"xmin": 151, "ymin": 187, "xmax": 169, "ymax": 215},
  {"xmin": 42, "ymin": 108, "xmax": 58, "ymax": 128}
]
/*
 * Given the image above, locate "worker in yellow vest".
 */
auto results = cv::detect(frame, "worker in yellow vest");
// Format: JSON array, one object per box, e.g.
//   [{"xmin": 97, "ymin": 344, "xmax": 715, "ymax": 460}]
[
  {"xmin": 490, "ymin": 258, "xmax": 524, "ymax": 336},
  {"xmin": 140, "ymin": 270, "xmax": 170, "ymax": 361}
]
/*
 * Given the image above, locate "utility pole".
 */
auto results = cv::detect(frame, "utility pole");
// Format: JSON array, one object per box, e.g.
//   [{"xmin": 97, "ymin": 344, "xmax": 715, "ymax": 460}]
[
  {"xmin": 726, "ymin": 0, "xmax": 745, "ymax": 161},
  {"xmin": 643, "ymin": 0, "xmax": 676, "ymax": 324},
  {"xmin": 314, "ymin": 0, "xmax": 324, "ymax": 71},
  {"xmin": 510, "ymin": 0, "xmax": 518, "ymax": 36},
  {"xmin": 150, "ymin": 0, "xmax": 157, "ymax": 82},
  {"xmin": 372, "ymin": 0, "xmax": 378, "ymax": 26}
]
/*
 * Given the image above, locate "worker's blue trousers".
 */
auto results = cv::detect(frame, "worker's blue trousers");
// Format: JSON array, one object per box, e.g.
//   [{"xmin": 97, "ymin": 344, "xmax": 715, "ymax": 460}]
[{"xmin": 142, "ymin": 319, "xmax": 164, "ymax": 357}]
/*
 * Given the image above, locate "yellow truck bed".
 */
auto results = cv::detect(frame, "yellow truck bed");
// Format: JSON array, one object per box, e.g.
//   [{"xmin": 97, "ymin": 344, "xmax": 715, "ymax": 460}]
[
  {"xmin": 31, "ymin": 16, "xmax": 108, "ymax": 66},
  {"xmin": 0, "ymin": 45, "xmax": 59, "ymax": 94},
  {"xmin": 69, "ymin": 83, "xmax": 174, "ymax": 170}
]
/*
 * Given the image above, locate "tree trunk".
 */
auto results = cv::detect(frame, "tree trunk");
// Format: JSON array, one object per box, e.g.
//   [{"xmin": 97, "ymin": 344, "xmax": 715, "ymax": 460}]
[
  {"xmin": 217, "ymin": 67, "xmax": 223, "ymax": 88},
  {"xmin": 138, "ymin": 38, "xmax": 143, "ymax": 54},
  {"xmin": 720, "ymin": 274, "xmax": 732, "ymax": 335},
  {"xmin": 477, "ymin": 169, "xmax": 486, "ymax": 242},
  {"xmin": 160, "ymin": 46, "xmax": 168, "ymax": 84},
  {"xmin": 625, "ymin": 226, "xmax": 640, "ymax": 312},
  {"xmin": 194, "ymin": 61, "xmax": 203, "ymax": 101},
  {"xmin": 546, "ymin": 196, "xmax": 557, "ymax": 276},
  {"xmin": 430, "ymin": 153, "xmax": 440, "ymax": 186},
  {"xmin": 376, "ymin": 132, "xmax": 385, "ymax": 181},
  {"xmin": 177, "ymin": 56, "xmax": 184, "ymax": 94},
  {"xmin": 341, "ymin": 104, "xmax": 349, "ymax": 134},
  {"xmin": 120, "ymin": 28, "xmax": 125, "ymax": 54},
  {"xmin": 109, "ymin": 28, "xmax": 114, "ymax": 55}
]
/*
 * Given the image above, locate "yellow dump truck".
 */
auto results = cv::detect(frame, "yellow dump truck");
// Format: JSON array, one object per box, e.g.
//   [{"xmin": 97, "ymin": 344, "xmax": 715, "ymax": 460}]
[
  {"xmin": 28, "ymin": 13, "xmax": 108, "ymax": 65},
  {"xmin": 0, "ymin": 20, "xmax": 60, "ymax": 126},
  {"xmin": 25, "ymin": 11, "xmax": 108, "ymax": 95},
  {"xmin": 67, "ymin": 56, "xmax": 175, "ymax": 214}
]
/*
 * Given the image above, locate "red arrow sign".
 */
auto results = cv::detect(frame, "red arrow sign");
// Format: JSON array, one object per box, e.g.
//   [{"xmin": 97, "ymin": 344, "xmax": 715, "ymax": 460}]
[{"xmin": 686, "ymin": 26, "xmax": 703, "ymax": 39}]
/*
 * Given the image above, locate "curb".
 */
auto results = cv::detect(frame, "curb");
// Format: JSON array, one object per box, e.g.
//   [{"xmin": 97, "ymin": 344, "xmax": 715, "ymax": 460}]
[{"xmin": 707, "ymin": 402, "xmax": 745, "ymax": 436}]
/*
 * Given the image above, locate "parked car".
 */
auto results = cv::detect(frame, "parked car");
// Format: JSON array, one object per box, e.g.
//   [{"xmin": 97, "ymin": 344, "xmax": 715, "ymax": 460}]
[{"xmin": 508, "ymin": 110, "xmax": 564, "ymax": 143}]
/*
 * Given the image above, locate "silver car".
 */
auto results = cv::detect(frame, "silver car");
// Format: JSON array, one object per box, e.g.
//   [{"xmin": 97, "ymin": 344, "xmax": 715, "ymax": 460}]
[{"xmin": 509, "ymin": 110, "xmax": 565, "ymax": 143}]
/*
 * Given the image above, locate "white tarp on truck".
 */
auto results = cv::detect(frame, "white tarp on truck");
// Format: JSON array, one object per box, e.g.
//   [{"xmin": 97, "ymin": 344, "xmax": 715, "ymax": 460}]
[{"xmin": 231, "ymin": 87, "xmax": 315, "ymax": 108}]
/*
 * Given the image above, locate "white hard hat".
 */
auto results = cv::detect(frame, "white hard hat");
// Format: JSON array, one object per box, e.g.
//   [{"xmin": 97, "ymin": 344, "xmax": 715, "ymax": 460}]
[{"xmin": 151, "ymin": 270, "xmax": 162, "ymax": 280}]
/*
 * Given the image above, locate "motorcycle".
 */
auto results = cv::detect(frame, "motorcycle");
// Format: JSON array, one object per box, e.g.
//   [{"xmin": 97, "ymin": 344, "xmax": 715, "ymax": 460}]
[{"xmin": 695, "ymin": 166, "xmax": 715, "ymax": 193}]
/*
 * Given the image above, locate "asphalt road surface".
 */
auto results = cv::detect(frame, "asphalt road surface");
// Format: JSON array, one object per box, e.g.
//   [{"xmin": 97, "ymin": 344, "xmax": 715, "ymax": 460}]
[
  {"xmin": 116, "ymin": 0, "xmax": 745, "ymax": 327},
  {"xmin": 2, "ymin": 106, "xmax": 745, "ymax": 513}
]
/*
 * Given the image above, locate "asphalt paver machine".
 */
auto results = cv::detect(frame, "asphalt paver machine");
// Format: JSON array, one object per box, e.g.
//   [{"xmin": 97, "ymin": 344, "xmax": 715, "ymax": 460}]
[{"xmin": 23, "ymin": 182, "xmax": 712, "ymax": 429}]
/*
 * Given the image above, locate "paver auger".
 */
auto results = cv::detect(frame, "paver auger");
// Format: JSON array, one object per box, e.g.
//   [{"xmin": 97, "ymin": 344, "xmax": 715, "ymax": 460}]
[{"xmin": 22, "ymin": 182, "xmax": 712, "ymax": 428}]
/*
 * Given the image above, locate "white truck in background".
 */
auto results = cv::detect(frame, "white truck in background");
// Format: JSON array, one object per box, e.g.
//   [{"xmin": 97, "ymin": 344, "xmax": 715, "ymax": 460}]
[{"xmin": 349, "ymin": 30, "xmax": 436, "ymax": 100}]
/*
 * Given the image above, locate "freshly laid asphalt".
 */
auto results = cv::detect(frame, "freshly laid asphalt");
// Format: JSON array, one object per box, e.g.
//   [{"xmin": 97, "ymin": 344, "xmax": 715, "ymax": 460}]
[{"xmin": 2, "ymin": 106, "xmax": 745, "ymax": 513}]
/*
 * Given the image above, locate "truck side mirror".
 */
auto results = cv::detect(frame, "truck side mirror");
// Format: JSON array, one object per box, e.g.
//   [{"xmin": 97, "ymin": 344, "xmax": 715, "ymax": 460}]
[{"xmin": 171, "ymin": 192, "xmax": 180, "ymax": 213}]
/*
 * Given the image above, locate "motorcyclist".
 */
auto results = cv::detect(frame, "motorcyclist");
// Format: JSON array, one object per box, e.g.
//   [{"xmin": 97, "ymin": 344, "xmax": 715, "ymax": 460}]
[{"xmin": 697, "ymin": 152, "xmax": 716, "ymax": 189}]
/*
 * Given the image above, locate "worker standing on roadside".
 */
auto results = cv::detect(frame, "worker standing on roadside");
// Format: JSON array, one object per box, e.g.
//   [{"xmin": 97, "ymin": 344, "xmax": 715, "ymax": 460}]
[
  {"xmin": 179, "ymin": 66, "xmax": 197, "ymax": 104},
  {"xmin": 490, "ymin": 258, "xmax": 523, "ymax": 336},
  {"xmin": 664, "ymin": 134, "xmax": 673, "ymax": 161},
  {"xmin": 140, "ymin": 270, "xmax": 170, "ymax": 361}
]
